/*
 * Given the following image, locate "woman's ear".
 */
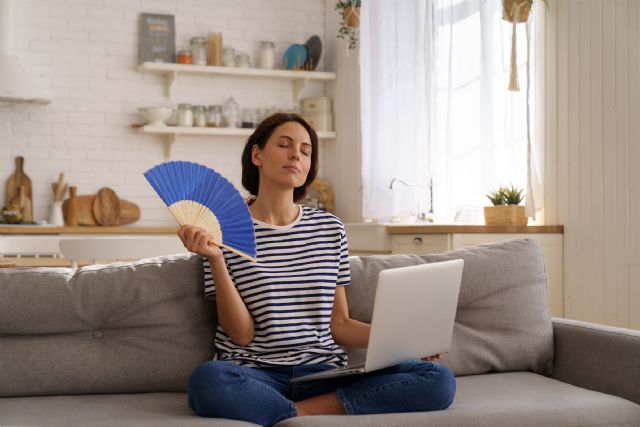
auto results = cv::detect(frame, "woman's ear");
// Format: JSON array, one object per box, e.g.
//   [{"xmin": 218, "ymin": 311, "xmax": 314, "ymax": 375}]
[{"xmin": 251, "ymin": 144, "xmax": 262, "ymax": 167}]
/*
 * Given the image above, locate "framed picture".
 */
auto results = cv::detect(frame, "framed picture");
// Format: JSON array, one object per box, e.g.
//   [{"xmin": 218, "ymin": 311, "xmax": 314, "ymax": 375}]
[{"xmin": 140, "ymin": 13, "xmax": 176, "ymax": 64}]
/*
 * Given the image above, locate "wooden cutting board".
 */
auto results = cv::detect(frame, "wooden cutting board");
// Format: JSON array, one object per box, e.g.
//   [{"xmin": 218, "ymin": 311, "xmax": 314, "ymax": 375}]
[
  {"xmin": 63, "ymin": 195, "xmax": 140, "ymax": 226},
  {"xmin": 5, "ymin": 156, "xmax": 33, "ymax": 222},
  {"xmin": 92, "ymin": 187, "xmax": 120, "ymax": 226}
]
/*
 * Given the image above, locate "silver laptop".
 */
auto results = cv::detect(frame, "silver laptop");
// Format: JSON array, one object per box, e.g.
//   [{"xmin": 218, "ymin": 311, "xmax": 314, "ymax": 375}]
[{"xmin": 291, "ymin": 259, "xmax": 464, "ymax": 383}]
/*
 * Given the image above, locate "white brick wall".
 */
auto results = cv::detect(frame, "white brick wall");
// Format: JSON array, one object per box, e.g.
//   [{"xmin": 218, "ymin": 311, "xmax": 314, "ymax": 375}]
[{"xmin": 0, "ymin": 0, "xmax": 328, "ymax": 225}]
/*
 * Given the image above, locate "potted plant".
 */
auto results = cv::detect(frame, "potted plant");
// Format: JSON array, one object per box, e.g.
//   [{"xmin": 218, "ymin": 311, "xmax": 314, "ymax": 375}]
[
  {"xmin": 335, "ymin": 0, "xmax": 361, "ymax": 50},
  {"xmin": 502, "ymin": 0, "xmax": 548, "ymax": 23},
  {"xmin": 484, "ymin": 184, "xmax": 527, "ymax": 226},
  {"xmin": 503, "ymin": 0, "xmax": 549, "ymax": 91}
]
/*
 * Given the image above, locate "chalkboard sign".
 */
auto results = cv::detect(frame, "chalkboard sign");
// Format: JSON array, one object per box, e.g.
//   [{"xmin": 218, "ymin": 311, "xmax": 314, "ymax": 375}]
[{"xmin": 140, "ymin": 13, "xmax": 176, "ymax": 63}]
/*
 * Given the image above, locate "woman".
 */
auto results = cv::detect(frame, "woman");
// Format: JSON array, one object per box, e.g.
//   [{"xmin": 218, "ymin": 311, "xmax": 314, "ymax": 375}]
[{"xmin": 177, "ymin": 113, "xmax": 455, "ymax": 426}]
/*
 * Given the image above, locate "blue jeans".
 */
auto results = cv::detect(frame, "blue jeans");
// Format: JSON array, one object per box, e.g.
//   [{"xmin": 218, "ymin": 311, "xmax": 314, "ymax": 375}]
[{"xmin": 187, "ymin": 359, "xmax": 456, "ymax": 426}]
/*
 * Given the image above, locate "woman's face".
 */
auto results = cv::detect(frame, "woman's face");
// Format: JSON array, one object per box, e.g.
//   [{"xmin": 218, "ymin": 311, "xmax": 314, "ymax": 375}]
[{"xmin": 251, "ymin": 121, "xmax": 312, "ymax": 191}]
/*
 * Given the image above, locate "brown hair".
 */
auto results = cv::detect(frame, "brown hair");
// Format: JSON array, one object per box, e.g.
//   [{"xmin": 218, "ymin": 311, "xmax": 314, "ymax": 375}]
[{"xmin": 241, "ymin": 112, "xmax": 319, "ymax": 202}]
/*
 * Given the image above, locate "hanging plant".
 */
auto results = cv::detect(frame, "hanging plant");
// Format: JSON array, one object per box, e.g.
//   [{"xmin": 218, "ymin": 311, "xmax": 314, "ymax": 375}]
[
  {"xmin": 503, "ymin": 0, "xmax": 549, "ymax": 91},
  {"xmin": 335, "ymin": 0, "xmax": 361, "ymax": 50},
  {"xmin": 503, "ymin": 0, "xmax": 533, "ymax": 23}
]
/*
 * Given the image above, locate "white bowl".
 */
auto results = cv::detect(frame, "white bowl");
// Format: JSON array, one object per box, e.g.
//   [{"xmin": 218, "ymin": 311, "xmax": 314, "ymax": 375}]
[{"xmin": 139, "ymin": 107, "xmax": 173, "ymax": 126}]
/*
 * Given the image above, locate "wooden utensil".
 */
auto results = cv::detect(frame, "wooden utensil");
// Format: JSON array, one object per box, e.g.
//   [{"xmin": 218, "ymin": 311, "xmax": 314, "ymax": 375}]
[
  {"xmin": 63, "ymin": 195, "xmax": 140, "ymax": 226},
  {"xmin": 64, "ymin": 195, "xmax": 95, "ymax": 225},
  {"xmin": 67, "ymin": 186, "xmax": 78, "ymax": 226},
  {"xmin": 53, "ymin": 173, "xmax": 66, "ymax": 201},
  {"xmin": 92, "ymin": 187, "xmax": 121, "ymax": 226},
  {"xmin": 117, "ymin": 200, "xmax": 141, "ymax": 225},
  {"xmin": 5, "ymin": 156, "xmax": 33, "ymax": 222}
]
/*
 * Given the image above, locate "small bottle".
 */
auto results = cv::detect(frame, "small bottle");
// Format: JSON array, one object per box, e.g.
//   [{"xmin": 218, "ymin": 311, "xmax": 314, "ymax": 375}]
[
  {"xmin": 206, "ymin": 105, "xmax": 223, "ymax": 127},
  {"xmin": 190, "ymin": 37, "xmax": 207, "ymax": 65},
  {"xmin": 258, "ymin": 41, "xmax": 275, "ymax": 69},
  {"xmin": 177, "ymin": 50, "xmax": 193, "ymax": 64},
  {"xmin": 207, "ymin": 32, "xmax": 223, "ymax": 66},
  {"xmin": 67, "ymin": 186, "xmax": 78, "ymax": 226},
  {"xmin": 192, "ymin": 105, "xmax": 207, "ymax": 127},
  {"xmin": 176, "ymin": 103, "xmax": 193, "ymax": 127}
]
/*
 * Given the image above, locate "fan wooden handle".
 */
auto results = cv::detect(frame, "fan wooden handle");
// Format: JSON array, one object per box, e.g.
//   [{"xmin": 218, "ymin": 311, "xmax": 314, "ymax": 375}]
[{"xmin": 220, "ymin": 244, "xmax": 257, "ymax": 263}]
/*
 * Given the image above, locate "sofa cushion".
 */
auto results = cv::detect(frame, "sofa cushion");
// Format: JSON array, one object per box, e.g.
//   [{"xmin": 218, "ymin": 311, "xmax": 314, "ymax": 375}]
[
  {"xmin": 274, "ymin": 372, "xmax": 640, "ymax": 427},
  {"xmin": 0, "ymin": 392, "xmax": 257, "ymax": 427},
  {"xmin": 0, "ymin": 254, "xmax": 215, "ymax": 397},
  {"xmin": 346, "ymin": 239, "xmax": 554, "ymax": 376}
]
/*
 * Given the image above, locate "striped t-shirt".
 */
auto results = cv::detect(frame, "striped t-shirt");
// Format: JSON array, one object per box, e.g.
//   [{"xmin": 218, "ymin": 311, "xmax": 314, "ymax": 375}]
[{"xmin": 202, "ymin": 205, "xmax": 351, "ymax": 368}]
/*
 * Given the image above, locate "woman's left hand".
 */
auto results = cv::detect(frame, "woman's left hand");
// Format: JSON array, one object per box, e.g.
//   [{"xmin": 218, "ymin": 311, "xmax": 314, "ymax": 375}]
[{"xmin": 421, "ymin": 353, "xmax": 444, "ymax": 362}]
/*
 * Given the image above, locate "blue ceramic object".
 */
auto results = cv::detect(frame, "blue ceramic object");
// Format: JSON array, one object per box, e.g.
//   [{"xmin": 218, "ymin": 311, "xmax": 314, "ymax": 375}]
[{"xmin": 282, "ymin": 44, "xmax": 307, "ymax": 70}]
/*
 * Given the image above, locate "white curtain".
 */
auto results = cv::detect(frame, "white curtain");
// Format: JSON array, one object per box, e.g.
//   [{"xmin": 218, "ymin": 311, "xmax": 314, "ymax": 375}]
[
  {"xmin": 360, "ymin": 0, "xmax": 432, "ymax": 222},
  {"xmin": 360, "ymin": 0, "xmax": 542, "ymax": 224}
]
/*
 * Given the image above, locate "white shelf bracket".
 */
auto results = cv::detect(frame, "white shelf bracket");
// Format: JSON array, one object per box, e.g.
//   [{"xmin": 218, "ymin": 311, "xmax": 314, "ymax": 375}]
[
  {"xmin": 292, "ymin": 78, "xmax": 308, "ymax": 106},
  {"xmin": 165, "ymin": 71, "xmax": 177, "ymax": 99},
  {"xmin": 164, "ymin": 133, "xmax": 177, "ymax": 159}
]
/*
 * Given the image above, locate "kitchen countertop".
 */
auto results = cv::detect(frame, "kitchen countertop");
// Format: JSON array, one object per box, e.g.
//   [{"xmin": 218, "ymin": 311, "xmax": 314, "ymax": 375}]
[
  {"xmin": 384, "ymin": 224, "xmax": 564, "ymax": 234},
  {"xmin": 0, "ymin": 225, "xmax": 564, "ymax": 235},
  {"xmin": 0, "ymin": 226, "xmax": 178, "ymax": 234}
]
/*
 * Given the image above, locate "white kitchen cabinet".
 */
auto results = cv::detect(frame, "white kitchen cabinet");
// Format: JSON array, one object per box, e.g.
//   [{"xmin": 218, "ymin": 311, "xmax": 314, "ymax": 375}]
[
  {"xmin": 390, "ymin": 234, "xmax": 450, "ymax": 256},
  {"xmin": 0, "ymin": 227, "xmax": 179, "ymax": 267}
]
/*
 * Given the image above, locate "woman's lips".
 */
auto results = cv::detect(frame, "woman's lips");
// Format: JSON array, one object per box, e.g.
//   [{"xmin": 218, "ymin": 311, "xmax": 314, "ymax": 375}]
[{"xmin": 284, "ymin": 165, "xmax": 300, "ymax": 173}]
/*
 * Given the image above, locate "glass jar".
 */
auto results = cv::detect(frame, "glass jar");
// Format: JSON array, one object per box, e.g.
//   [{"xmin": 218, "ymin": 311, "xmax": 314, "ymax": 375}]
[
  {"xmin": 258, "ymin": 41, "xmax": 275, "ymax": 69},
  {"xmin": 206, "ymin": 105, "xmax": 223, "ymax": 127},
  {"xmin": 222, "ymin": 96, "xmax": 240, "ymax": 128},
  {"xmin": 192, "ymin": 105, "xmax": 207, "ymax": 127},
  {"xmin": 235, "ymin": 52, "xmax": 251, "ymax": 68},
  {"xmin": 222, "ymin": 47, "xmax": 236, "ymax": 67},
  {"xmin": 176, "ymin": 103, "xmax": 193, "ymax": 127},
  {"xmin": 241, "ymin": 108, "xmax": 260, "ymax": 128},
  {"xmin": 189, "ymin": 37, "xmax": 207, "ymax": 65},
  {"xmin": 177, "ymin": 50, "xmax": 193, "ymax": 64}
]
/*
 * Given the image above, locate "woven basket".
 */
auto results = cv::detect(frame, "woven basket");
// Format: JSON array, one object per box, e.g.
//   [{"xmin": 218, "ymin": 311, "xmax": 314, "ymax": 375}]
[
  {"xmin": 484, "ymin": 205, "xmax": 528, "ymax": 226},
  {"xmin": 502, "ymin": 0, "xmax": 531, "ymax": 23},
  {"xmin": 345, "ymin": 7, "xmax": 360, "ymax": 28}
]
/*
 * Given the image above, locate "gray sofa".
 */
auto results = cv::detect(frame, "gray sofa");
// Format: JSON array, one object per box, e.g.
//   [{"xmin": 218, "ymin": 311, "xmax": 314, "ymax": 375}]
[{"xmin": 1, "ymin": 238, "xmax": 639, "ymax": 426}]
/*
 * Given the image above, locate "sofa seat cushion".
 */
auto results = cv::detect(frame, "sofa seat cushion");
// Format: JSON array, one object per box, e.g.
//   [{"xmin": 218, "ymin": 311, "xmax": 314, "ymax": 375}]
[
  {"xmin": 0, "ymin": 392, "xmax": 257, "ymax": 427},
  {"xmin": 275, "ymin": 372, "xmax": 640, "ymax": 427}
]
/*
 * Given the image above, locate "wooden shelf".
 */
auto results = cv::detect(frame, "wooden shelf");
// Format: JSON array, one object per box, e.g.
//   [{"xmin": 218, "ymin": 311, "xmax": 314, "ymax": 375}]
[
  {"xmin": 138, "ymin": 125, "xmax": 336, "ymax": 159},
  {"xmin": 137, "ymin": 62, "xmax": 336, "ymax": 101}
]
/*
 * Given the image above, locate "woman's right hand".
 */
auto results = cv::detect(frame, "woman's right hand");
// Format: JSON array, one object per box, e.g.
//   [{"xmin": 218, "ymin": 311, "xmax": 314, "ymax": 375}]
[{"xmin": 177, "ymin": 225, "xmax": 223, "ymax": 260}]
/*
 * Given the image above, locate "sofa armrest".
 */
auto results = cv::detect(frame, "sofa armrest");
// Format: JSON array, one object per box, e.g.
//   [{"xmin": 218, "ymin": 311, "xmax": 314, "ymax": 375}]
[{"xmin": 551, "ymin": 317, "xmax": 640, "ymax": 405}]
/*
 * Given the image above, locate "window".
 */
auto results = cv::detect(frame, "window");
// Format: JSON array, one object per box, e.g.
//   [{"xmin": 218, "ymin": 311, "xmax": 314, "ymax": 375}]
[{"xmin": 361, "ymin": 0, "xmax": 538, "ymax": 223}]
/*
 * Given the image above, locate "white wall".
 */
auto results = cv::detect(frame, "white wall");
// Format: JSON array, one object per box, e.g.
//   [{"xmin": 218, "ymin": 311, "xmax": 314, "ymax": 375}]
[
  {"xmin": 543, "ymin": 0, "xmax": 640, "ymax": 329},
  {"xmin": 0, "ymin": 0, "xmax": 329, "ymax": 225},
  {"xmin": 322, "ymin": 0, "xmax": 362, "ymax": 223}
]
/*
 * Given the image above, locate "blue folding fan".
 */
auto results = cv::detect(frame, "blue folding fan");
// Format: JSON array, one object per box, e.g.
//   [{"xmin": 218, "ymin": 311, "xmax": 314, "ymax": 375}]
[{"xmin": 143, "ymin": 161, "xmax": 256, "ymax": 262}]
